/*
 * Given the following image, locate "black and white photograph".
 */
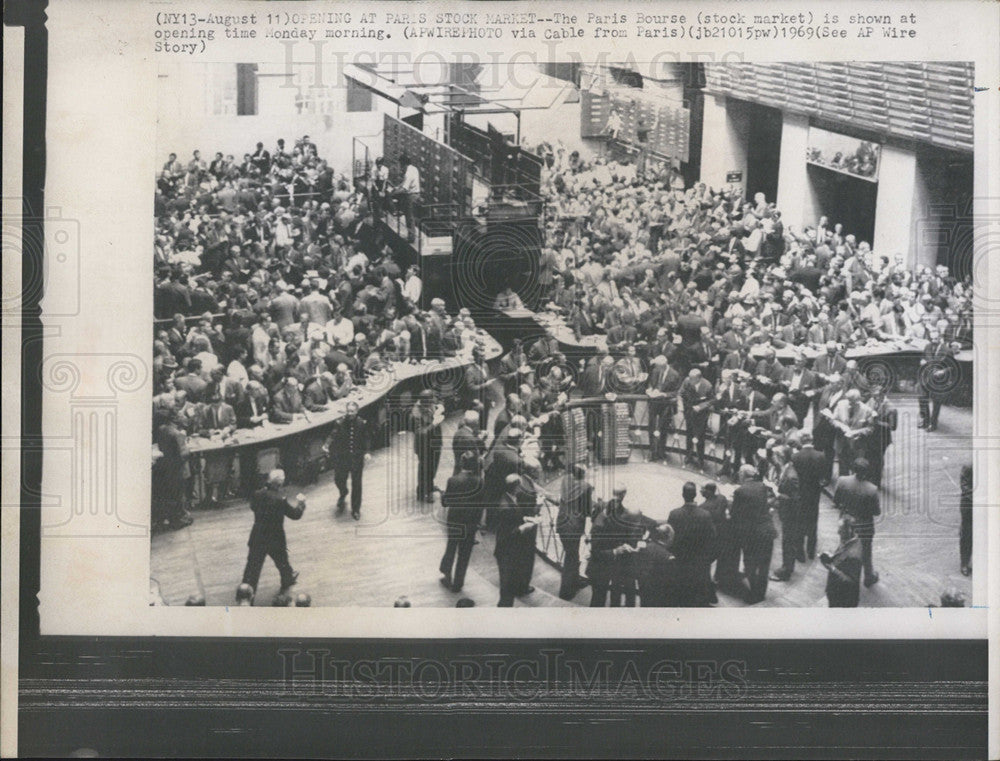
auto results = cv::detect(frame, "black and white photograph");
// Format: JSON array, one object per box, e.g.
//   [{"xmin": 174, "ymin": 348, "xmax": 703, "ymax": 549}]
[
  {"xmin": 150, "ymin": 57, "xmax": 979, "ymax": 610},
  {"xmin": 5, "ymin": 0, "xmax": 998, "ymax": 757}
]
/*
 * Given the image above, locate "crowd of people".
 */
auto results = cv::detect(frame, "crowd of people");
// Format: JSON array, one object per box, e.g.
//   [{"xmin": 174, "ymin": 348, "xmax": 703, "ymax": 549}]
[
  {"xmin": 151, "ymin": 131, "xmax": 973, "ymax": 608},
  {"xmin": 458, "ymin": 141, "xmax": 974, "ymax": 605},
  {"xmin": 151, "ymin": 137, "xmax": 486, "ymax": 535}
]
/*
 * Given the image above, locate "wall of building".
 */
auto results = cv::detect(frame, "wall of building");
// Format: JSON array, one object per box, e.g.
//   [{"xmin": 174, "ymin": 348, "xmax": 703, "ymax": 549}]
[
  {"xmin": 156, "ymin": 63, "xmax": 383, "ymax": 177},
  {"xmin": 699, "ymin": 94, "xmax": 748, "ymax": 195}
]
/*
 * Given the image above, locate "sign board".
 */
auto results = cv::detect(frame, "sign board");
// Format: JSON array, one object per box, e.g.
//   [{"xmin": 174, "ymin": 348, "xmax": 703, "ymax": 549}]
[{"xmin": 726, "ymin": 170, "xmax": 743, "ymax": 183}]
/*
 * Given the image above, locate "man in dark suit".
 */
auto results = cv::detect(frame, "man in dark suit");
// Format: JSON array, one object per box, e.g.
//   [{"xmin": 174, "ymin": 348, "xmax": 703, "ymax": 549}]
[
  {"xmin": 730, "ymin": 465, "xmax": 776, "ymax": 604},
  {"xmin": 411, "ymin": 390, "xmax": 444, "ymax": 503},
  {"xmin": 588, "ymin": 485, "xmax": 644, "ymax": 607},
  {"xmin": 680, "ymin": 369, "xmax": 714, "ymax": 468},
  {"xmin": 699, "ymin": 482, "xmax": 734, "ymax": 591},
  {"xmin": 452, "ymin": 410, "xmax": 486, "ymax": 475},
  {"xmin": 866, "ymin": 388, "xmax": 897, "ymax": 488},
  {"xmin": 240, "ymin": 469, "xmax": 305, "ymax": 594},
  {"xmin": 484, "ymin": 427, "xmax": 524, "ymax": 511},
  {"xmin": 153, "ymin": 411, "xmax": 194, "ymax": 530},
  {"xmin": 668, "ymin": 482, "xmax": 717, "ymax": 606},
  {"xmin": 325, "ymin": 401, "xmax": 370, "ymax": 519},
  {"xmin": 833, "ymin": 458, "xmax": 881, "ymax": 587},
  {"xmin": 636, "ymin": 523, "xmax": 680, "ymax": 607},
  {"xmin": 460, "ymin": 345, "xmax": 493, "ymax": 415},
  {"xmin": 646, "ymin": 355, "xmax": 682, "ymax": 462},
  {"xmin": 769, "ymin": 447, "xmax": 802, "ymax": 582},
  {"xmin": 556, "ymin": 464, "xmax": 594, "ymax": 600},
  {"xmin": 439, "ymin": 451, "xmax": 485, "ymax": 593},
  {"xmin": 918, "ymin": 331, "xmax": 954, "ymax": 432},
  {"xmin": 782, "ymin": 355, "xmax": 819, "ymax": 425},
  {"xmin": 791, "ymin": 432, "xmax": 827, "ymax": 559},
  {"xmin": 492, "ymin": 473, "xmax": 540, "ymax": 607}
]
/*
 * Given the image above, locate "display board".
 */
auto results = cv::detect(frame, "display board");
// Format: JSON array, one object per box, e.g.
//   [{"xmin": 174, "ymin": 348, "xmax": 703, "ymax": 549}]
[
  {"xmin": 599, "ymin": 402, "xmax": 632, "ymax": 464},
  {"xmin": 580, "ymin": 88, "xmax": 691, "ymax": 162},
  {"xmin": 382, "ymin": 113, "xmax": 475, "ymax": 216},
  {"xmin": 705, "ymin": 62, "xmax": 974, "ymax": 153}
]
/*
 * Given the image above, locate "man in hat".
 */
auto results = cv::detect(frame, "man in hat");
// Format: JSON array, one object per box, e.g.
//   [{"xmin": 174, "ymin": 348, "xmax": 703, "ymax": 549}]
[{"xmin": 240, "ymin": 469, "xmax": 305, "ymax": 594}]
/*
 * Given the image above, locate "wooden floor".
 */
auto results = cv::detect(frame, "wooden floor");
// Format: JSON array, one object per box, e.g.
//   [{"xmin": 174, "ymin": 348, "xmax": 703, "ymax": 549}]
[{"xmin": 151, "ymin": 397, "xmax": 974, "ymax": 608}]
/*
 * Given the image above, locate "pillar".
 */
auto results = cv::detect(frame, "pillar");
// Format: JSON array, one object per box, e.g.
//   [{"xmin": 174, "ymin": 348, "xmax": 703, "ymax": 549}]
[
  {"xmin": 873, "ymin": 144, "xmax": 917, "ymax": 267},
  {"xmin": 699, "ymin": 94, "xmax": 748, "ymax": 195},
  {"xmin": 775, "ymin": 112, "xmax": 812, "ymax": 232}
]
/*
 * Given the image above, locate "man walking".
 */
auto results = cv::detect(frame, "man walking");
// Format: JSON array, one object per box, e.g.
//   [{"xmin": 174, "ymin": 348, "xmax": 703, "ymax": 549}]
[
  {"xmin": 325, "ymin": 401, "xmax": 370, "ymax": 519},
  {"xmin": 240, "ymin": 469, "xmax": 305, "ymax": 595}
]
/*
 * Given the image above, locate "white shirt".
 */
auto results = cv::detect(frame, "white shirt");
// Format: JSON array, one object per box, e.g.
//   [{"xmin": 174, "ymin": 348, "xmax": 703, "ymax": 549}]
[
  {"xmin": 403, "ymin": 275, "xmax": 423, "ymax": 304},
  {"xmin": 401, "ymin": 165, "xmax": 421, "ymax": 195},
  {"xmin": 325, "ymin": 317, "xmax": 354, "ymax": 347}
]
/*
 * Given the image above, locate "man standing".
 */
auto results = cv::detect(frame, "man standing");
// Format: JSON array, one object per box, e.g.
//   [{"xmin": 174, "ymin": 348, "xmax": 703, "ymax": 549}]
[
  {"xmin": 918, "ymin": 330, "xmax": 954, "ymax": 432},
  {"xmin": 668, "ymin": 482, "xmax": 718, "ymax": 606},
  {"xmin": 395, "ymin": 152, "xmax": 421, "ymax": 242},
  {"xmin": 492, "ymin": 473, "xmax": 540, "ymax": 607},
  {"xmin": 556, "ymin": 464, "xmax": 594, "ymax": 601},
  {"xmin": 240, "ymin": 469, "xmax": 305, "ymax": 595},
  {"xmin": 792, "ymin": 432, "xmax": 827, "ymax": 559},
  {"xmin": 833, "ymin": 458, "xmax": 881, "ymax": 588},
  {"xmin": 769, "ymin": 447, "xmax": 802, "ymax": 582},
  {"xmin": 646, "ymin": 355, "xmax": 681, "ymax": 462},
  {"xmin": 821, "ymin": 517, "xmax": 863, "ymax": 607},
  {"xmin": 411, "ymin": 390, "xmax": 444, "ymax": 503},
  {"xmin": 867, "ymin": 388, "xmax": 897, "ymax": 488},
  {"xmin": 153, "ymin": 411, "xmax": 194, "ymax": 530},
  {"xmin": 680, "ymin": 368, "xmax": 714, "ymax": 468},
  {"xmin": 452, "ymin": 410, "xmax": 486, "ymax": 475},
  {"xmin": 439, "ymin": 451, "xmax": 485, "ymax": 594},
  {"xmin": 588, "ymin": 485, "xmax": 644, "ymax": 607},
  {"xmin": 699, "ymin": 482, "xmax": 735, "ymax": 592},
  {"xmin": 959, "ymin": 464, "xmax": 972, "ymax": 577},
  {"xmin": 325, "ymin": 401, "xmax": 370, "ymax": 519},
  {"xmin": 730, "ymin": 465, "xmax": 776, "ymax": 604}
]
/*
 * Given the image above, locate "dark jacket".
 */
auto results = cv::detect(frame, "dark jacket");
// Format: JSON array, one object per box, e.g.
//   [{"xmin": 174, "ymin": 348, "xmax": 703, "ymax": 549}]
[
  {"xmin": 326, "ymin": 415, "xmax": 369, "ymax": 469},
  {"xmin": 442, "ymin": 471, "xmax": 486, "ymax": 527},
  {"xmin": 247, "ymin": 488, "xmax": 305, "ymax": 548},
  {"xmin": 556, "ymin": 474, "xmax": 594, "ymax": 536},
  {"xmin": 833, "ymin": 474, "xmax": 881, "ymax": 537}
]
